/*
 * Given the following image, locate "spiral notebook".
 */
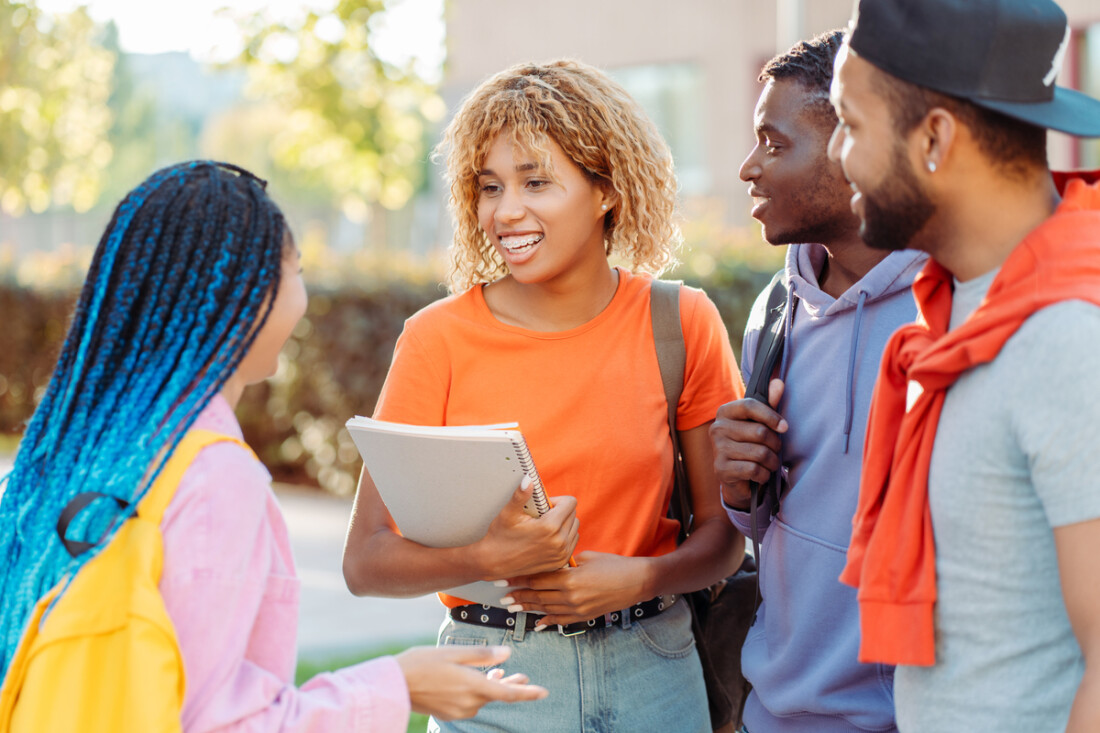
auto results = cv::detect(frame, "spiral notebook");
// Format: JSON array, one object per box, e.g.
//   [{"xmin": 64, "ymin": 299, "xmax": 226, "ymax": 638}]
[{"xmin": 344, "ymin": 416, "xmax": 550, "ymax": 607}]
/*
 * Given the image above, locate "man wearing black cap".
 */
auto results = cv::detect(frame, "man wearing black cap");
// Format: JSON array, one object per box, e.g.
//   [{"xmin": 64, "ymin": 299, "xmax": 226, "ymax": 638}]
[{"xmin": 828, "ymin": 0, "xmax": 1100, "ymax": 730}]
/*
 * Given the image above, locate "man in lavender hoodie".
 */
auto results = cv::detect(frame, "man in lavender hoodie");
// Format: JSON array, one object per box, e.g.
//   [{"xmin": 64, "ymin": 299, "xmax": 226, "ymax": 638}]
[{"xmin": 711, "ymin": 30, "xmax": 924, "ymax": 733}]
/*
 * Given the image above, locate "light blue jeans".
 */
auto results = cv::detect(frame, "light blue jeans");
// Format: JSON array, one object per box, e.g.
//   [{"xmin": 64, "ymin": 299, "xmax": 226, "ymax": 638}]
[{"xmin": 428, "ymin": 598, "xmax": 709, "ymax": 733}]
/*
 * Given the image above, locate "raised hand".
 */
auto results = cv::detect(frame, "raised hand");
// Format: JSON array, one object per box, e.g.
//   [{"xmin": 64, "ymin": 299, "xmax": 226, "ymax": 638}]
[{"xmin": 710, "ymin": 378, "xmax": 788, "ymax": 509}]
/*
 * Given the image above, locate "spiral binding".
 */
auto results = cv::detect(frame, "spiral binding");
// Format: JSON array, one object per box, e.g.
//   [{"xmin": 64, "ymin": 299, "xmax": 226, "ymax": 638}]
[{"xmin": 512, "ymin": 438, "xmax": 550, "ymax": 515}]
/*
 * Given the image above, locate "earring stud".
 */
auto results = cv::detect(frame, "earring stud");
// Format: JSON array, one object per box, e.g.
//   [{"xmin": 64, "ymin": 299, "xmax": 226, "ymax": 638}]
[
  {"xmin": 601, "ymin": 204, "xmax": 608, "ymax": 210},
  {"xmin": 927, "ymin": 161, "xmax": 937, "ymax": 173}
]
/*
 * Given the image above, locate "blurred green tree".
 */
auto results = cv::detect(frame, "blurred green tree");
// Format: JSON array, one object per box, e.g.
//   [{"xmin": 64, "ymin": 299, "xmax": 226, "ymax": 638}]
[
  {"xmin": 0, "ymin": 0, "xmax": 114, "ymax": 215},
  {"xmin": 96, "ymin": 21, "xmax": 165, "ymax": 204},
  {"xmin": 231, "ymin": 0, "xmax": 445, "ymax": 219}
]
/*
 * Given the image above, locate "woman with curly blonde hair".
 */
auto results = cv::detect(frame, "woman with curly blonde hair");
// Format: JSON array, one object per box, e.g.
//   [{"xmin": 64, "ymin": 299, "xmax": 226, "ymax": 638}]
[{"xmin": 343, "ymin": 59, "xmax": 745, "ymax": 732}]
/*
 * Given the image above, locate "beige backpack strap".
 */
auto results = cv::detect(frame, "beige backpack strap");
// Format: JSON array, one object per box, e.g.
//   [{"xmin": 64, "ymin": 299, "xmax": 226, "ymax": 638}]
[
  {"xmin": 649, "ymin": 279, "xmax": 692, "ymax": 538},
  {"xmin": 136, "ymin": 429, "xmax": 253, "ymax": 524}
]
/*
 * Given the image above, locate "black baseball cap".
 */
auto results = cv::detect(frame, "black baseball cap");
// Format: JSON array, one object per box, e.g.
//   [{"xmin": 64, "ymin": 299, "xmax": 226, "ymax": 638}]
[{"xmin": 847, "ymin": 0, "xmax": 1100, "ymax": 137}]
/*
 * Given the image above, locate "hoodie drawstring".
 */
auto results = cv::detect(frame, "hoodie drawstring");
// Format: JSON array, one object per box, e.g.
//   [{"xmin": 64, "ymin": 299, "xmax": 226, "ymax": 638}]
[{"xmin": 843, "ymin": 290, "xmax": 868, "ymax": 453}]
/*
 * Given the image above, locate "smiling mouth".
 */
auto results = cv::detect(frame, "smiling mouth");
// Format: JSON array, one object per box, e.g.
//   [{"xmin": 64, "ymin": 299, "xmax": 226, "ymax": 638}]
[
  {"xmin": 747, "ymin": 186, "xmax": 769, "ymax": 205},
  {"xmin": 749, "ymin": 195, "xmax": 770, "ymax": 218},
  {"xmin": 499, "ymin": 233, "xmax": 543, "ymax": 254}
]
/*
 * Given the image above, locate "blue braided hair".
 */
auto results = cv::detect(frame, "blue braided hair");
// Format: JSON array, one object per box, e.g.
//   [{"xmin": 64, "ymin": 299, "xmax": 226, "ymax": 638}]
[{"xmin": 0, "ymin": 161, "xmax": 289, "ymax": 676}]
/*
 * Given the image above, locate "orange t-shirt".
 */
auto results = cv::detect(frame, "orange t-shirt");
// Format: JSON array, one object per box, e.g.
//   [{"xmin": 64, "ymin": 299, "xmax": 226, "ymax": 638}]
[{"xmin": 374, "ymin": 268, "xmax": 743, "ymax": 607}]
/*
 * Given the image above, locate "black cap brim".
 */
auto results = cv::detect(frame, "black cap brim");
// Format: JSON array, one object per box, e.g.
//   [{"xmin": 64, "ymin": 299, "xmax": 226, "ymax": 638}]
[{"xmin": 961, "ymin": 87, "xmax": 1100, "ymax": 138}]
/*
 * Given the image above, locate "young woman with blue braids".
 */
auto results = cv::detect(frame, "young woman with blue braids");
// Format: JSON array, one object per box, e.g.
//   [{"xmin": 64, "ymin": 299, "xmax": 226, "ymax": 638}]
[{"xmin": 0, "ymin": 161, "xmax": 547, "ymax": 731}]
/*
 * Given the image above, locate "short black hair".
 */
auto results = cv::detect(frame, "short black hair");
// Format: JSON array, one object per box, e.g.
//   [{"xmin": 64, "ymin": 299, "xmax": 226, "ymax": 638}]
[
  {"xmin": 759, "ymin": 29, "xmax": 846, "ymax": 127},
  {"xmin": 870, "ymin": 69, "xmax": 1048, "ymax": 178}
]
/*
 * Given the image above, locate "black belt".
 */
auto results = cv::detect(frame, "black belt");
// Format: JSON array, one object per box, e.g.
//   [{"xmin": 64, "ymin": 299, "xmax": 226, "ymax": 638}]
[{"xmin": 449, "ymin": 594, "xmax": 678, "ymax": 636}]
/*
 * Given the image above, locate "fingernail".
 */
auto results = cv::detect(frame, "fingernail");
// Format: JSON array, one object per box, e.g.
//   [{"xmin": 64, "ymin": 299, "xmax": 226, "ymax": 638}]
[
  {"xmin": 533, "ymin": 623, "xmax": 548, "ymax": 632},
  {"xmin": 507, "ymin": 604, "xmax": 524, "ymax": 613},
  {"xmin": 500, "ymin": 596, "xmax": 515, "ymax": 605},
  {"xmin": 493, "ymin": 579, "xmax": 510, "ymax": 587},
  {"xmin": 521, "ymin": 475, "xmax": 532, "ymax": 489}
]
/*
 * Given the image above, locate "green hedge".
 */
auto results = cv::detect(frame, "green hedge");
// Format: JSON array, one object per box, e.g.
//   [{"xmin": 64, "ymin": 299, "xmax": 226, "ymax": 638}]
[
  {"xmin": 0, "ymin": 287, "xmax": 75, "ymax": 435},
  {"xmin": 0, "ymin": 262, "xmax": 776, "ymax": 493}
]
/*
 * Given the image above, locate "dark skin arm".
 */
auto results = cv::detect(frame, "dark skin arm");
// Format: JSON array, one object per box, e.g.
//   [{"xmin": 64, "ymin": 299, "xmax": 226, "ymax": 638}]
[
  {"xmin": 341, "ymin": 468, "xmax": 580, "ymax": 598},
  {"xmin": 500, "ymin": 422, "xmax": 746, "ymax": 628},
  {"xmin": 711, "ymin": 379, "xmax": 788, "ymax": 510}
]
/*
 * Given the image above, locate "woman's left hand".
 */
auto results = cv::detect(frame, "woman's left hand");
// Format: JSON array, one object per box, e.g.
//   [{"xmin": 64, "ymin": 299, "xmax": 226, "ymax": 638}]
[{"xmin": 499, "ymin": 551, "xmax": 652, "ymax": 628}]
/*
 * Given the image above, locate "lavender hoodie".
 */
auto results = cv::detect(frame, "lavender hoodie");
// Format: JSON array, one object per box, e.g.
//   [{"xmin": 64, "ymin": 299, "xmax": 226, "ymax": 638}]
[{"xmin": 727, "ymin": 244, "xmax": 925, "ymax": 733}]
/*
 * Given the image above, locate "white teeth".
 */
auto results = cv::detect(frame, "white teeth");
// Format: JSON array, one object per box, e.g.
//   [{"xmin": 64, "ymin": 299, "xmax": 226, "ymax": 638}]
[{"xmin": 500, "ymin": 234, "xmax": 543, "ymax": 252}]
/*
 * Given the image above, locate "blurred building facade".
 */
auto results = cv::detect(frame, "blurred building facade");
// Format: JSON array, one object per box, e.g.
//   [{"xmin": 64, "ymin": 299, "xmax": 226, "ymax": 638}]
[{"xmin": 442, "ymin": 0, "xmax": 1100, "ymax": 229}]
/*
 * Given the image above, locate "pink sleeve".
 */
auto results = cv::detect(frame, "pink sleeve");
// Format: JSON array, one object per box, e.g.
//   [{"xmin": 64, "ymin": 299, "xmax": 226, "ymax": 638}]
[{"xmin": 159, "ymin": 442, "xmax": 411, "ymax": 732}]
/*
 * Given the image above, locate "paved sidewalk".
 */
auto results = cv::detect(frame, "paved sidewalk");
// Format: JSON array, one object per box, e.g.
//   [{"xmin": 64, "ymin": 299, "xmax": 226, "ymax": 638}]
[{"xmin": 274, "ymin": 484, "xmax": 444, "ymax": 661}]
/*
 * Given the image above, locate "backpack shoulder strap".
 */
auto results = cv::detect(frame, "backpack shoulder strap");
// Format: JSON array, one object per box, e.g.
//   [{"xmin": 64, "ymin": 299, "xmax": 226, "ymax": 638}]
[
  {"xmin": 743, "ymin": 270, "xmax": 791, "ymax": 610},
  {"xmin": 56, "ymin": 430, "xmax": 252, "ymax": 557},
  {"xmin": 745, "ymin": 269, "xmax": 789, "ymax": 404},
  {"xmin": 650, "ymin": 279, "xmax": 686, "ymax": 423},
  {"xmin": 137, "ymin": 429, "xmax": 253, "ymax": 524},
  {"xmin": 649, "ymin": 279, "xmax": 692, "ymax": 539}
]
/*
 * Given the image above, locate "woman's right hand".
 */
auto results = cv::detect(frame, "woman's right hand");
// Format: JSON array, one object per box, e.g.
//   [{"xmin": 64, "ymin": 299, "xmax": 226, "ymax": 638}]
[
  {"xmin": 344, "ymin": 468, "xmax": 578, "ymax": 597},
  {"xmin": 395, "ymin": 645, "xmax": 547, "ymax": 720},
  {"xmin": 474, "ymin": 477, "xmax": 579, "ymax": 579}
]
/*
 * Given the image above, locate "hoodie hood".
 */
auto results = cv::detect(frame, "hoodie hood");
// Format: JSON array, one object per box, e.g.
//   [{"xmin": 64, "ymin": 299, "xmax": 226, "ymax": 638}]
[
  {"xmin": 786, "ymin": 243, "xmax": 927, "ymax": 317},
  {"xmin": 779, "ymin": 245, "xmax": 927, "ymax": 454}
]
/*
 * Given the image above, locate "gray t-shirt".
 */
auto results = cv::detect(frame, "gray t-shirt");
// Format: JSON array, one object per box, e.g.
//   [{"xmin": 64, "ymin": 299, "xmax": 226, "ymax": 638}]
[{"xmin": 895, "ymin": 296, "xmax": 1100, "ymax": 732}]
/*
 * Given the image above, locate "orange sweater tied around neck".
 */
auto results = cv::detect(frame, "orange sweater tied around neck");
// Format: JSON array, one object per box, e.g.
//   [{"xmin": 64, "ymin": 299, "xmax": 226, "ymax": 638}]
[{"xmin": 840, "ymin": 172, "xmax": 1100, "ymax": 666}]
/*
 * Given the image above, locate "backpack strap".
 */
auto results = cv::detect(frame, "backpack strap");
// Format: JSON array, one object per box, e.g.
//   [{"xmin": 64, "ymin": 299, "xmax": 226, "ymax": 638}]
[
  {"xmin": 649, "ymin": 279, "xmax": 693, "ymax": 540},
  {"xmin": 746, "ymin": 269, "xmax": 791, "ymax": 511},
  {"xmin": 56, "ymin": 429, "xmax": 252, "ymax": 557},
  {"xmin": 744, "ymin": 269, "xmax": 791, "ymax": 619},
  {"xmin": 745, "ymin": 269, "xmax": 789, "ymax": 403},
  {"xmin": 137, "ymin": 429, "xmax": 252, "ymax": 523}
]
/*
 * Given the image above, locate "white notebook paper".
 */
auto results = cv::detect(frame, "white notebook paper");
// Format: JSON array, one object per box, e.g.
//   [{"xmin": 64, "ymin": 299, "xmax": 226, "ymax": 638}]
[{"xmin": 345, "ymin": 416, "xmax": 550, "ymax": 607}]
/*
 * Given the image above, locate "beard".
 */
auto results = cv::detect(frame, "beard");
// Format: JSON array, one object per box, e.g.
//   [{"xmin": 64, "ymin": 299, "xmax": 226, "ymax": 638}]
[{"xmin": 859, "ymin": 145, "xmax": 935, "ymax": 252}]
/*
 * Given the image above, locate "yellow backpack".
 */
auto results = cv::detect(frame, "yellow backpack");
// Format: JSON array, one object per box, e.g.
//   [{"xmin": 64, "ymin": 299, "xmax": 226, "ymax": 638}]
[{"xmin": 0, "ymin": 429, "xmax": 249, "ymax": 732}]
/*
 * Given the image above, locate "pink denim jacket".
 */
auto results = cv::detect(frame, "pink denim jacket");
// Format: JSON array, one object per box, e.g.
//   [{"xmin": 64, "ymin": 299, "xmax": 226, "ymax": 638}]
[{"xmin": 159, "ymin": 395, "xmax": 410, "ymax": 732}]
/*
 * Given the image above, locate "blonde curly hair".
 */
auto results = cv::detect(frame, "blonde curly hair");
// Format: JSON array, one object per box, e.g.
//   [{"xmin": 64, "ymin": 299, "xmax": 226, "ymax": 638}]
[{"xmin": 436, "ymin": 59, "xmax": 682, "ymax": 293}]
